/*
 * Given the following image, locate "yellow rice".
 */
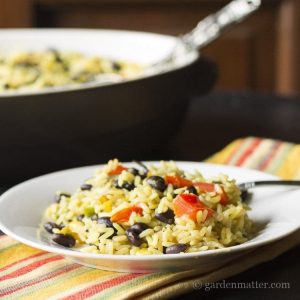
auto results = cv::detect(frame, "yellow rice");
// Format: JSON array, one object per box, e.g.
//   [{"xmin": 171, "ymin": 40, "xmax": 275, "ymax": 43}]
[{"xmin": 42, "ymin": 159, "xmax": 252, "ymax": 255}]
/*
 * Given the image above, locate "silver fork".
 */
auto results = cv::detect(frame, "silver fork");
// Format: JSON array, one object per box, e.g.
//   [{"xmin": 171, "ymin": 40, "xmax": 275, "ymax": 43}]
[{"xmin": 238, "ymin": 180, "xmax": 300, "ymax": 201}]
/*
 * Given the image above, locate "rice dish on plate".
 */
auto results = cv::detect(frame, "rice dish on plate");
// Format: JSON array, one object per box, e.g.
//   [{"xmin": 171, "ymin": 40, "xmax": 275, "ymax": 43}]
[{"xmin": 42, "ymin": 160, "xmax": 253, "ymax": 255}]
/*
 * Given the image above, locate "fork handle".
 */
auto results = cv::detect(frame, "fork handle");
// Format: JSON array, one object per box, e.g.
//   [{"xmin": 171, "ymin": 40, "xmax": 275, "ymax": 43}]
[
  {"xmin": 182, "ymin": 0, "xmax": 261, "ymax": 50},
  {"xmin": 238, "ymin": 180, "xmax": 300, "ymax": 190}
]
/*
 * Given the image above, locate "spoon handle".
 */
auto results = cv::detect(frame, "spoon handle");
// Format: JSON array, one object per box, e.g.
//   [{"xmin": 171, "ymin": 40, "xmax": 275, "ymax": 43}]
[
  {"xmin": 238, "ymin": 180, "xmax": 300, "ymax": 191},
  {"xmin": 182, "ymin": 0, "xmax": 261, "ymax": 50}
]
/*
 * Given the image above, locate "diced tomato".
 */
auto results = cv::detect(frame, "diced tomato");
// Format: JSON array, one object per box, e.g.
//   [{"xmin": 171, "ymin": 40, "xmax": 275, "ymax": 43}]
[
  {"xmin": 173, "ymin": 194, "xmax": 213, "ymax": 222},
  {"xmin": 107, "ymin": 164, "xmax": 128, "ymax": 176},
  {"xmin": 179, "ymin": 193, "xmax": 198, "ymax": 204},
  {"xmin": 219, "ymin": 187, "xmax": 229, "ymax": 205},
  {"xmin": 194, "ymin": 182, "xmax": 229, "ymax": 205},
  {"xmin": 193, "ymin": 182, "xmax": 215, "ymax": 193},
  {"xmin": 111, "ymin": 206, "xmax": 143, "ymax": 223},
  {"xmin": 165, "ymin": 175, "xmax": 193, "ymax": 188},
  {"xmin": 165, "ymin": 177, "xmax": 229, "ymax": 205}
]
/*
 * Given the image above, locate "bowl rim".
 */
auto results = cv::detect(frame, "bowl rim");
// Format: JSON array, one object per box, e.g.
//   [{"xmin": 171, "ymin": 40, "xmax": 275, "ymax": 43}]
[
  {"xmin": 0, "ymin": 28, "xmax": 199, "ymax": 98},
  {"xmin": 1, "ymin": 161, "xmax": 299, "ymax": 262}
]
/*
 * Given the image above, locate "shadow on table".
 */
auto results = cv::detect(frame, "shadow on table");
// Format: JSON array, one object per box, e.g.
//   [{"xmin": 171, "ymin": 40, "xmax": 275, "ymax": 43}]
[{"xmin": 172, "ymin": 243, "xmax": 300, "ymax": 300}]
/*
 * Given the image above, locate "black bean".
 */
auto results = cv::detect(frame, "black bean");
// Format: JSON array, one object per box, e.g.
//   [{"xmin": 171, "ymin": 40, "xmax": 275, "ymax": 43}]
[
  {"xmin": 133, "ymin": 160, "xmax": 149, "ymax": 172},
  {"xmin": 98, "ymin": 217, "xmax": 117, "ymax": 234},
  {"xmin": 187, "ymin": 186, "xmax": 198, "ymax": 195},
  {"xmin": 48, "ymin": 48, "xmax": 69, "ymax": 71},
  {"xmin": 139, "ymin": 170, "xmax": 148, "ymax": 179},
  {"xmin": 113, "ymin": 179, "xmax": 122, "ymax": 189},
  {"xmin": 43, "ymin": 222, "xmax": 63, "ymax": 234},
  {"xmin": 112, "ymin": 61, "xmax": 122, "ymax": 71},
  {"xmin": 240, "ymin": 189, "xmax": 250, "ymax": 201},
  {"xmin": 146, "ymin": 176, "xmax": 167, "ymax": 192},
  {"xmin": 113, "ymin": 180, "xmax": 135, "ymax": 191},
  {"xmin": 126, "ymin": 228, "xmax": 143, "ymax": 246},
  {"xmin": 122, "ymin": 182, "xmax": 135, "ymax": 191},
  {"xmin": 52, "ymin": 234, "xmax": 75, "ymax": 247},
  {"xmin": 132, "ymin": 160, "xmax": 149, "ymax": 178},
  {"xmin": 130, "ymin": 223, "xmax": 149, "ymax": 234},
  {"xmin": 54, "ymin": 192, "xmax": 71, "ymax": 203},
  {"xmin": 81, "ymin": 184, "xmax": 92, "ymax": 191},
  {"xmin": 155, "ymin": 209, "xmax": 175, "ymax": 224},
  {"xmin": 128, "ymin": 168, "xmax": 139, "ymax": 176},
  {"xmin": 125, "ymin": 223, "xmax": 148, "ymax": 246},
  {"xmin": 97, "ymin": 216, "xmax": 113, "ymax": 227},
  {"xmin": 165, "ymin": 243, "xmax": 188, "ymax": 254}
]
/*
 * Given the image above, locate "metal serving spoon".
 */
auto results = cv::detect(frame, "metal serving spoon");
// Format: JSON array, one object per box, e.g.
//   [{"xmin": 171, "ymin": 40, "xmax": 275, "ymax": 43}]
[
  {"xmin": 238, "ymin": 180, "xmax": 300, "ymax": 201},
  {"xmin": 93, "ymin": 0, "xmax": 261, "ymax": 83},
  {"xmin": 151, "ymin": 0, "xmax": 261, "ymax": 70}
]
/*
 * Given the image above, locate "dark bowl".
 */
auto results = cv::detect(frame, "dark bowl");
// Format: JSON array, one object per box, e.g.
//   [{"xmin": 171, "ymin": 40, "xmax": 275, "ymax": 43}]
[{"xmin": 0, "ymin": 29, "xmax": 217, "ymax": 183}]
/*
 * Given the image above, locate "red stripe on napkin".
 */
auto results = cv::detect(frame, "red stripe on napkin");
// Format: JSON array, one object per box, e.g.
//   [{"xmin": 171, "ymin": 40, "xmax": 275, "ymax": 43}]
[
  {"xmin": 236, "ymin": 138, "xmax": 262, "ymax": 166},
  {"xmin": 0, "ymin": 264, "xmax": 80, "ymax": 297},
  {"xmin": 0, "ymin": 255, "xmax": 63, "ymax": 281},
  {"xmin": 0, "ymin": 252, "xmax": 46, "ymax": 273},
  {"xmin": 62, "ymin": 274, "xmax": 142, "ymax": 300}
]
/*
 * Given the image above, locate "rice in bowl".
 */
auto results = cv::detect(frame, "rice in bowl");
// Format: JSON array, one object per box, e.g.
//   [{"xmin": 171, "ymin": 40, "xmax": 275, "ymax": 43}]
[
  {"xmin": 41, "ymin": 160, "xmax": 253, "ymax": 255},
  {"xmin": 0, "ymin": 50, "xmax": 143, "ymax": 92}
]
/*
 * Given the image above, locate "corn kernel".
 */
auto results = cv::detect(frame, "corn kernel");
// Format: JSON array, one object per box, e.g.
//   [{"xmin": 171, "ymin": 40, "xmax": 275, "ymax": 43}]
[
  {"xmin": 103, "ymin": 201, "xmax": 112, "ymax": 212},
  {"xmin": 99, "ymin": 195, "xmax": 108, "ymax": 204}
]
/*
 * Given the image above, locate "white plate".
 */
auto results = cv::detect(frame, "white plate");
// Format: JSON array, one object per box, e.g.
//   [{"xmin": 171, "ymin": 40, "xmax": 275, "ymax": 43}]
[{"xmin": 0, "ymin": 162, "xmax": 300, "ymax": 273}]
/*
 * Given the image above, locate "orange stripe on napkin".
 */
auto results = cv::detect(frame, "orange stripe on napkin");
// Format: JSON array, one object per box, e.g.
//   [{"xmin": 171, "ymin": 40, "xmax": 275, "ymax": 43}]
[{"xmin": 0, "ymin": 244, "xmax": 43, "ymax": 269}]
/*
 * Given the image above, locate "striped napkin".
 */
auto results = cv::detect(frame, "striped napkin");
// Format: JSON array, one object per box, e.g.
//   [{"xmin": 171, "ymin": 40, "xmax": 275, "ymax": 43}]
[{"xmin": 1, "ymin": 137, "xmax": 300, "ymax": 299}]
